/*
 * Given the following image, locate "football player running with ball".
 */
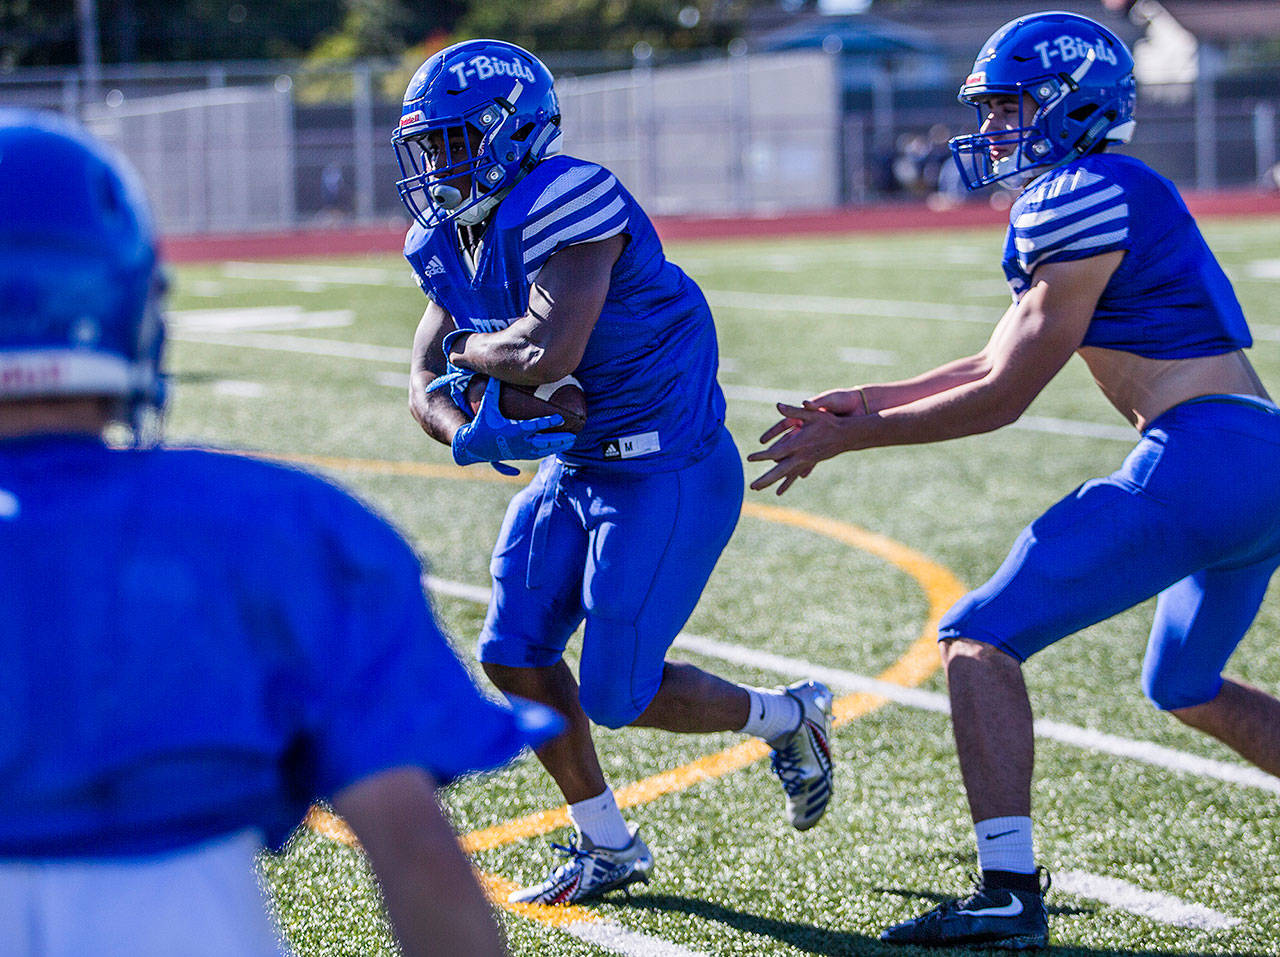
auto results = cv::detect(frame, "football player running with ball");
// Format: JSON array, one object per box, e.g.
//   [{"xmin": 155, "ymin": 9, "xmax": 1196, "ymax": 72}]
[
  {"xmin": 394, "ymin": 39, "xmax": 834, "ymax": 904},
  {"xmin": 0, "ymin": 110, "xmax": 567, "ymax": 956},
  {"xmin": 751, "ymin": 11, "xmax": 1280, "ymax": 950}
]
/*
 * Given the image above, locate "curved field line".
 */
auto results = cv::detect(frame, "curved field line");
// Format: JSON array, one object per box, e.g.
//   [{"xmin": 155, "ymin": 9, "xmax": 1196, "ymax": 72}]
[{"xmin": 270, "ymin": 453, "xmax": 965, "ymax": 936}]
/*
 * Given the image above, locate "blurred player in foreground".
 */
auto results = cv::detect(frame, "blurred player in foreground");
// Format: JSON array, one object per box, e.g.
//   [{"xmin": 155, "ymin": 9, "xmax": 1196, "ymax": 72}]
[
  {"xmin": 751, "ymin": 11, "xmax": 1280, "ymax": 949},
  {"xmin": 0, "ymin": 109, "xmax": 562, "ymax": 957},
  {"xmin": 393, "ymin": 39, "xmax": 834, "ymax": 904}
]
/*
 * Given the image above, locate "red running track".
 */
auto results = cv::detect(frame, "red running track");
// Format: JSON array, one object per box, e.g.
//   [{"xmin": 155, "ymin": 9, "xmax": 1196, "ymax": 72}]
[{"xmin": 160, "ymin": 191, "xmax": 1280, "ymax": 264}]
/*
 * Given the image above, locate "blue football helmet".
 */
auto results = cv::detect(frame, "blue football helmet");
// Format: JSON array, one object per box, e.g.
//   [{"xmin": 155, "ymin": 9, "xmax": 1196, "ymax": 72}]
[
  {"xmin": 392, "ymin": 39, "xmax": 562, "ymax": 228},
  {"xmin": 949, "ymin": 12, "xmax": 1136, "ymax": 190},
  {"xmin": 0, "ymin": 109, "xmax": 165, "ymax": 435}
]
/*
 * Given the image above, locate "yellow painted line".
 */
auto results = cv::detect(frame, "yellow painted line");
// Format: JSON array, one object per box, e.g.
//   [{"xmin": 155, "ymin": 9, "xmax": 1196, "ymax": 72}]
[{"xmin": 264, "ymin": 452, "xmax": 966, "ymax": 920}]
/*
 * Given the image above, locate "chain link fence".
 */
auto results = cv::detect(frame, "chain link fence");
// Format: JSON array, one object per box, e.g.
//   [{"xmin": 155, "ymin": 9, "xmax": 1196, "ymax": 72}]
[{"xmin": 5, "ymin": 51, "xmax": 1278, "ymax": 234}]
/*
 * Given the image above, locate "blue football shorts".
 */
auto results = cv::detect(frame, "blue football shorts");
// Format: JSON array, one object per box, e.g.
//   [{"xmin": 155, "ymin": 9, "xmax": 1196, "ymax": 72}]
[
  {"xmin": 477, "ymin": 426, "xmax": 743, "ymax": 727},
  {"xmin": 940, "ymin": 395, "xmax": 1280, "ymax": 709}
]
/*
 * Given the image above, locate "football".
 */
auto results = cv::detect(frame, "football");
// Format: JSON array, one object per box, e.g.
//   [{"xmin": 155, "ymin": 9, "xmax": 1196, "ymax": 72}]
[{"xmin": 465, "ymin": 374, "xmax": 587, "ymax": 434}]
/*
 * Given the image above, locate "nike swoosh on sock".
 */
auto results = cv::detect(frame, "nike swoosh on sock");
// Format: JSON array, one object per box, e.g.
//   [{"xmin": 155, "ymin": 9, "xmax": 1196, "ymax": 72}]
[{"xmin": 983, "ymin": 828, "xmax": 1018, "ymax": 840}]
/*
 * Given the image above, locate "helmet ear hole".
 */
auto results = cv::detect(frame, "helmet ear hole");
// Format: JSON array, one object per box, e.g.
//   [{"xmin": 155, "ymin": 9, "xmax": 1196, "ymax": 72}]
[
  {"xmin": 510, "ymin": 123, "xmax": 535, "ymax": 143},
  {"xmin": 1067, "ymin": 103, "xmax": 1099, "ymax": 122}
]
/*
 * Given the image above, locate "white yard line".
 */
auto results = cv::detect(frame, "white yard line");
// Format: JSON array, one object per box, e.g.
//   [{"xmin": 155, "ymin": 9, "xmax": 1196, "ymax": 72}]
[
  {"xmin": 220, "ymin": 261, "xmax": 412, "ymax": 286},
  {"xmin": 566, "ymin": 922, "xmax": 711, "ymax": 957},
  {"xmin": 427, "ymin": 576, "xmax": 1279, "ymax": 795},
  {"xmin": 426, "ymin": 573, "xmax": 1268, "ymax": 933},
  {"xmin": 169, "ymin": 305, "xmax": 354, "ymax": 333},
  {"xmin": 1014, "ymin": 414, "xmax": 1135, "ymax": 442},
  {"xmin": 174, "ymin": 331, "xmax": 409, "ymax": 363},
  {"xmin": 1054, "ymin": 871, "xmax": 1240, "ymax": 930},
  {"xmin": 669, "ymin": 631, "xmax": 1280, "ymax": 796},
  {"xmin": 838, "ymin": 347, "xmax": 898, "ymax": 366},
  {"xmin": 212, "ymin": 380, "xmax": 266, "ymax": 398},
  {"xmin": 704, "ymin": 289, "xmax": 994, "ymax": 324}
]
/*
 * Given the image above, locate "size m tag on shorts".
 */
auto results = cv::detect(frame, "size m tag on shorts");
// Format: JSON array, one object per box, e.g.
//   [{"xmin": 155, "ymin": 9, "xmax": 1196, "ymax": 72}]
[{"xmin": 602, "ymin": 431, "xmax": 661, "ymax": 460}]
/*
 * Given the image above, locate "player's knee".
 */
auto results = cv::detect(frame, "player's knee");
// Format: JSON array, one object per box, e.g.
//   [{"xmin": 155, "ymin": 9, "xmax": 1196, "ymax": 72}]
[
  {"xmin": 1141, "ymin": 659, "xmax": 1221, "ymax": 711},
  {"xmin": 577, "ymin": 682, "xmax": 644, "ymax": 729}
]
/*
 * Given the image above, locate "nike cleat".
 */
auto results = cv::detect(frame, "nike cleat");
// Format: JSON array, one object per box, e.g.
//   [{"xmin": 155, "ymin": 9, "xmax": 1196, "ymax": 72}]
[
  {"xmin": 880, "ymin": 872, "xmax": 1050, "ymax": 950},
  {"xmin": 508, "ymin": 822, "xmax": 653, "ymax": 905},
  {"xmin": 768, "ymin": 680, "xmax": 834, "ymax": 830}
]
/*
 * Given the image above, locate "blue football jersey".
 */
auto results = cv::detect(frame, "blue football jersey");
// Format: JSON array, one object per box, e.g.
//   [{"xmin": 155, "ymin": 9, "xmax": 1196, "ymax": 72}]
[
  {"xmin": 0, "ymin": 436, "xmax": 549, "ymax": 857},
  {"xmin": 405, "ymin": 155, "xmax": 727, "ymax": 472},
  {"xmin": 1003, "ymin": 153, "xmax": 1250, "ymax": 359}
]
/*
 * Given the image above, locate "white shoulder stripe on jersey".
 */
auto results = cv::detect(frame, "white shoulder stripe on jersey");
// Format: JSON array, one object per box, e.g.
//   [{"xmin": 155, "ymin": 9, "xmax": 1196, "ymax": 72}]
[
  {"xmin": 1028, "ymin": 167, "xmax": 1108, "ymax": 204},
  {"xmin": 1025, "ymin": 227, "xmax": 1129, "ymax": 274},
  {"xmin": 524, "ymin": 196, "xmax": 628, "ymax": 267},
  {"xmin": 525, "ymin": 219, "xmax": 629, "ymax": 283},
  {"xmin": 1015, "ymin": 183, "xmax": 1125, "ymax": 230},
  {"xmin": 1014, "ymin": 204, "xmax": 1128, "ymax": 255},
  {"xmin": 523, "ymin": 173, "xmax": 618, "ymax": 244},
  {"xmin": 527, "ymin": 165, "xmax": 603, "ymax": 218}
]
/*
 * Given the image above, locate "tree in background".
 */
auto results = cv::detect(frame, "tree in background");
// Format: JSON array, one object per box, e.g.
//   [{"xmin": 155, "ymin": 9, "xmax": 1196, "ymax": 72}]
[
  {"xmin": 2, "ymin": 0, "xmax": 772, "ymax": 68},
  {"xmin": 457, "ymin": 0, "xmax": 763, "ymax": 53},
  {"xmin": 0, "ymin": 0, "xmax": 461, "ymax": 66}
]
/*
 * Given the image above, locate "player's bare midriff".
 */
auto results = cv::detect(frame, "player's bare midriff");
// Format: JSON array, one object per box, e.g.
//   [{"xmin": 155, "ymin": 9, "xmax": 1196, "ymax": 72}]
[{"xmin": 1078, "ymin": 345, "xmax": 1272, "ymax": 432}]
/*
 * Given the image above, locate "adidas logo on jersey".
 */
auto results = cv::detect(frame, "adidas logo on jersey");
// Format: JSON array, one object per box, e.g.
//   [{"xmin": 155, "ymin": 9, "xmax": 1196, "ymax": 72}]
[
  {"xmin": 422, "ymin": 256, "xmax": 446, "ymax": 278},
  {"xmin": 601, "ymin": 431, "xmax": 661, "ymax": 460},
  {"xmin": 1032, "ymin": 35, "xmax": 1118, "ymax": 70},
  {"xmin": 447, "ymin": 55, "xmax": 536, "ymax": 90}
]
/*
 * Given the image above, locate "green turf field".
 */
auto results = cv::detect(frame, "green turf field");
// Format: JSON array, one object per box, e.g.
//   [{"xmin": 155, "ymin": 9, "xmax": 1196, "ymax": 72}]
[{"xmin": 168, "ymin": 217, "xmax": 1280, "ymax": 956}]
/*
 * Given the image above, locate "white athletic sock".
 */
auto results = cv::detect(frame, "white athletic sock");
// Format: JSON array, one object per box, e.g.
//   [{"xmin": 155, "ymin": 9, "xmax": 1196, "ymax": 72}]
[
  {"xmin": 974, "ymin": 816, "xmax": 1036, "ymax": 874},
  {"xmin": 567, "ymin": 787, "xmax": 632, "ymax": 850},
  {"xmin": 740, "ymin": 686, "xmax": 802, "ymax": 742}
]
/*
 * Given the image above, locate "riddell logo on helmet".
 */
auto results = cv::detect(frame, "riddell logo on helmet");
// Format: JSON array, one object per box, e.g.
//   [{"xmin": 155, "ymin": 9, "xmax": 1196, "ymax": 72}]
[
  {"xmin": 1032, "ymin": 35, "xmax": 1118, "ymax": 70},
  {"xmin": 447, "ymin": 55, "xmax": 537, "ymax": 90},
  {"xmin": 399, "ymin": 111, "xmax": 426, "ymax": 129}
]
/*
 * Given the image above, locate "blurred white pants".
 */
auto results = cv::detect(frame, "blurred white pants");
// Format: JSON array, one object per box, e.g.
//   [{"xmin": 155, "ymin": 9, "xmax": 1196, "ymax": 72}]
[{"xmin": 0, "ymin": 829, "xmax": 286, "ymax": 957}]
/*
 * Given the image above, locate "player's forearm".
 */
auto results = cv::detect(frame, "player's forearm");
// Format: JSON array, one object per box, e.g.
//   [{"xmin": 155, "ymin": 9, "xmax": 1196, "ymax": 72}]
[
  {"xmin": 448, "ymin": 317, "xmax": 577, "ymax": 386},
  {"xmin": 858, "ymin": 377, "xmax": 1023, "ymax": 448},
  {"xmin": 408, "ymin": 367, "xmax": 468, "ymax": 445},
  {"xmin": 861, "ymin": 354, "xmax": 992, "ymax": 413}
]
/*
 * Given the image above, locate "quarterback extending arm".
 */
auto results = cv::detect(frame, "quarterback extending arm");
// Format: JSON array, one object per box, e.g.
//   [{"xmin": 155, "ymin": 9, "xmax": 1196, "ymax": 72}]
[
  {"xmin": 445, "ymin": 234, "xmax": 627, "ymax": 385},
  {"xmin": 750, "ymin": 250, "xmax": 1123, "ymax": 493}
]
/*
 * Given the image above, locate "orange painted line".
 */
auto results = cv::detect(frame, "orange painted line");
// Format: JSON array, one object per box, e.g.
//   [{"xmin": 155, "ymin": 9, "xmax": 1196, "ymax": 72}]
[{"xmin": 304, "ymin": 806, "xmax": 601, "ymax": 926}]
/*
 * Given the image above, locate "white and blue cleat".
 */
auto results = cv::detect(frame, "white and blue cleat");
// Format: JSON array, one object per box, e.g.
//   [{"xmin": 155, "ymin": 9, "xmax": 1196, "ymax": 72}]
[
  {"xmin": 509, "ymin": 822, "xmax": 653, "ymax": 905},
  {"xmin": 768, "ymin": 679, "xmax": 834, "ymax": 831}
]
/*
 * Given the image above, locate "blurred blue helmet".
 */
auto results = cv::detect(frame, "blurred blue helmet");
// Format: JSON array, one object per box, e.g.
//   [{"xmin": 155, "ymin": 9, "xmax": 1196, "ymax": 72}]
[
  {"xmin": 949, "ymin": 12, "xmax": 1136, "ymax": 190},
  {"xmin": 392, "ymin": 39, "xmax": 562, "ymax": 228},
  {"xmin": 0, "ymin": 109, "xmax": 165, "ymax": 432}
]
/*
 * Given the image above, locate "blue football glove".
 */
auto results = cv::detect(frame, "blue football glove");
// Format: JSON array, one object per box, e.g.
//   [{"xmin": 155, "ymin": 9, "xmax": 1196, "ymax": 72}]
[
  {"xmin": 425, "ymin": 363, "xmax": 476, "ymax": 416},
  {"xmin": 452, "ymin": 374, "xmax": 575, "ymax": 475},
  {"xmin": 441, "ymin": 328, "xmax": 473, "ymax": 365}
]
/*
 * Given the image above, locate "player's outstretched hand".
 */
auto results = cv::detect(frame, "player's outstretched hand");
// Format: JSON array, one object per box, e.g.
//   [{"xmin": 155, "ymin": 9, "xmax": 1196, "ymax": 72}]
[
  {"xmin": 452, "ymin": 374, "xmax": 575, "ymax": 473},
  {"xmin": 748, "ymin": 401, "xmax": 859, "ymax": 495}
]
